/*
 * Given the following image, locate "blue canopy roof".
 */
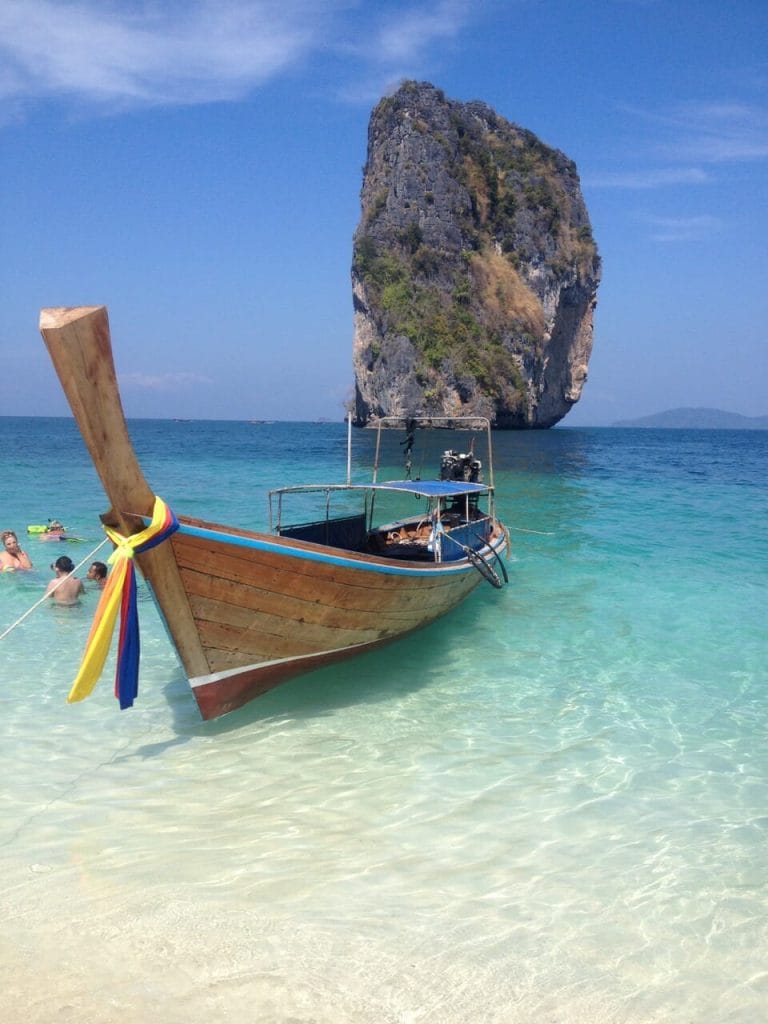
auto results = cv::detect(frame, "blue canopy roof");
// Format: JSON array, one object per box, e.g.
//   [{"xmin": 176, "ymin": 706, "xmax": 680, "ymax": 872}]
[
  {"xmin": 376, "ymin": 480, "xmax": 487, "ymax": 498},
  {"xmin": 270, "ymin": 480, "xmax": 490, "ymax": 500}
]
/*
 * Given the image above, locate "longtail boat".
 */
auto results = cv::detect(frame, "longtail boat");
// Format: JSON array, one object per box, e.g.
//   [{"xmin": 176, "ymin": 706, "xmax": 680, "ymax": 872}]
[{"xmin": 39, "ymin": 306, "xmax": 509, "ymax": 720}]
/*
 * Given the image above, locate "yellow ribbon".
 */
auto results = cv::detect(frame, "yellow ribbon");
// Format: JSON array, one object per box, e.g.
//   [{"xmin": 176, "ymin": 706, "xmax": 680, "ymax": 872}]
[{"xmin": 67, "ymin": 498, "xmax": 173, "ymax": 704}]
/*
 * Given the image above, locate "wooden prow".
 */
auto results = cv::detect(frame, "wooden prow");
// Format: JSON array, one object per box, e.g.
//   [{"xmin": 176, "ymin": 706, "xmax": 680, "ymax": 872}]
[
  {"xmin": 39, "ymin": 306, "xmax": 151, "ymax": 533},
  {"xmin": 39, "ymin": 305, "xmax": 210, "ymax": 678}
]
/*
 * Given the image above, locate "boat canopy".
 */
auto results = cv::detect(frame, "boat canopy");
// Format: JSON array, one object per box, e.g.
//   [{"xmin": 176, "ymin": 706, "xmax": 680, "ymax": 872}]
[
  {"xmin": 373, "ymin": 480, "xmax": 488, "ymax": 498},
  {"xmin": 270, "ymin": 480, "xmax": 490, "ymax": 501}
]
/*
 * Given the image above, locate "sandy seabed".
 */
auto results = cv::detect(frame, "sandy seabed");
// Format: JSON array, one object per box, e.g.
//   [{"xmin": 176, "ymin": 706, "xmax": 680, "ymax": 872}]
[{"xmin": 3, "ymin": 863, "xmax": 761, "ymax": 1024}]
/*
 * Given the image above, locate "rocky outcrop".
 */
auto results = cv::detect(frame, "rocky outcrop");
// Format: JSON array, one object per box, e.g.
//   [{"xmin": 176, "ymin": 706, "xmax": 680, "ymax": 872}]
[{"xmin": 351, "ymin": 82, "xmax": 601, "ymax": 428}]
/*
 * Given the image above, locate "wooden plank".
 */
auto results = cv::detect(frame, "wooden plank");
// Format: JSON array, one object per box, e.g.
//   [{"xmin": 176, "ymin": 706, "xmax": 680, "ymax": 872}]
[
  {"xmin": 187, "ymin": 565, "xmax": 480, "ymax": 668},
  {"xmin": 172, "ymin": 532, "xmax": 470, "ymax": 612}
]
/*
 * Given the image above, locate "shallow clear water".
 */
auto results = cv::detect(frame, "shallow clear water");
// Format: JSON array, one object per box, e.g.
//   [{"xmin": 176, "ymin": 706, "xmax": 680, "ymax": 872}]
[{"xmin": 1, "ymin": 419, "xmax": 766, "ymax": 1023}]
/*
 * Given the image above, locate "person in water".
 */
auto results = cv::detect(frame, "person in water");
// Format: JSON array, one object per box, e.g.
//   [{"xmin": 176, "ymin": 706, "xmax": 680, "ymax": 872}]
[
  {"xmin": 0, "ymin": 530, "xmax": 33, "ymax": 571},
  {"xmin": 41, "ymin": 519, "xmax": 67, "ymax": 542},
  {"xmin": 86, "ymin": 561, "xmax": 108, "ymax": 588},
  {"xmin": 46, "ymin": 555, "xmax": 85, "ymax": 605}
]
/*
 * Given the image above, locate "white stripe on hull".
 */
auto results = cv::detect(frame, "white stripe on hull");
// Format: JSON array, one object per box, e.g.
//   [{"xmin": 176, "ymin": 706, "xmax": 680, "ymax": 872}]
[{"xmin": 188, "ymin": 640, "xmax": 374, "ymax": 689}]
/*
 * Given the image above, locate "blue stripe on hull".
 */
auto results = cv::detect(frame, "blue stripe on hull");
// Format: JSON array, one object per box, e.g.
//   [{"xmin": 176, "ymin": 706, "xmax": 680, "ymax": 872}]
[{"xmin": 177, "ymin": 521, "xmax": 506, "ymax": 578}]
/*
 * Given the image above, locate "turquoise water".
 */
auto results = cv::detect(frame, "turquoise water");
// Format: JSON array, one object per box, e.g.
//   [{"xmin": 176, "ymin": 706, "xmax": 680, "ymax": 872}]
[{"xmin": 1, "ymin": 418, "xmax": 766, "ymax": 1023}]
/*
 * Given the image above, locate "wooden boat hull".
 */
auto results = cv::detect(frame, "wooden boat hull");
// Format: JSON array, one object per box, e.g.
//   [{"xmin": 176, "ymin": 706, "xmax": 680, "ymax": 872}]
[{"xmin": 170, "ymin": 516, "xmax": 508, "ymax": 719}]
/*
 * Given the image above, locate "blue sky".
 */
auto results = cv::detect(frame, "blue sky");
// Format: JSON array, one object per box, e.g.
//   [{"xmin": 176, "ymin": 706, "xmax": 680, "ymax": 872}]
[{"xmin": 1, "ymin": 0, "xmax": 766, "ymax": 424}]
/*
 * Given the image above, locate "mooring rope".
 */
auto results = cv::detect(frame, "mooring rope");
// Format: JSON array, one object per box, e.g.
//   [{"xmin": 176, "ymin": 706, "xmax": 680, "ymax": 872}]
[
  {"xmin": 0, "ymin": 537, "xmax": 111, "ymax": 641},
  {"xmin": 508, "ymin": 526, "xmax": 555, "ymax": 536}
]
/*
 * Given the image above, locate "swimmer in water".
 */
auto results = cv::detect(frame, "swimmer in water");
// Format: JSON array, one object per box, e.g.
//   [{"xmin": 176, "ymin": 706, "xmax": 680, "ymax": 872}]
[{"xmin": 0, "ymin": 530, "xmax": 33, "ymax": 571}]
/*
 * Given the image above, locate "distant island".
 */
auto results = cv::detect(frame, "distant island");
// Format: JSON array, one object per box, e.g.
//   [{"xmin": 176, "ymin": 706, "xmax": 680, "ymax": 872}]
[{"xmin": 613, "ymin": 407, "xmax": 768, "ymax": 429}]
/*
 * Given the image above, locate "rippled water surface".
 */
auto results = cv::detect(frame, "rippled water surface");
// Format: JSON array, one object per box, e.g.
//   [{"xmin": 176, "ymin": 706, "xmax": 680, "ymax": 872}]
[{"xmin": 1, "ymin": 419, "xmax": 766, "ymax": 1023}]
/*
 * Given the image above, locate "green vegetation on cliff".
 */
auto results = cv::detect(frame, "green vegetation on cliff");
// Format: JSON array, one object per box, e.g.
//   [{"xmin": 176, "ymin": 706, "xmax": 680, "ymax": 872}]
[{"xmin": 353, "ymin": 238, "xmax": 526, "ymax": 413}]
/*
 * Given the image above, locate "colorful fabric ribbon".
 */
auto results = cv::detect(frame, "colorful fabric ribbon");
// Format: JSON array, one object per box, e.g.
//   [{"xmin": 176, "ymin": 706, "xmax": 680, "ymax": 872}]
[{"xmin": 67, "ymin": 496, "xmax": 178, "ymax": 709}]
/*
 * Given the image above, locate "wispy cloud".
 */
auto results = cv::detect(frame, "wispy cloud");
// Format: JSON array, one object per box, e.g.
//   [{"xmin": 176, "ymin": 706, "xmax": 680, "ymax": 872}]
[
  {"xmin": 373, "ymin": 0, "xmax": 471, "ymax": 64},
  {"xmin": 0, "ymin": 0, "xmax": 477, "ymax": 114},
  {"xmin": 588, "ymin": 97, "xmax": 768, "ymax": 192},
  {"xmin": 0, "ymin": 1, "xmax": 340, "ymax": 109},
  {"xmin": 588, "ymin": 97, "xmax": 767, "ymax": 244},
  {"xmin": 643, "ymin": 214, "xmax": 722, "ymax": 243},
  {"xmin": 334, "ymin": 0, "xmax": 474, "ymax": 104},
  {"xmin": 636, "ymin": 100, "xmax": 768, "ymax": 163},
  {"xmin": 585, "ymin": 167, "xmax": 712, "ymax": 189},
  {"xmin": 122, "ymin": 371, "xmax": 214, "ymax": 391}
]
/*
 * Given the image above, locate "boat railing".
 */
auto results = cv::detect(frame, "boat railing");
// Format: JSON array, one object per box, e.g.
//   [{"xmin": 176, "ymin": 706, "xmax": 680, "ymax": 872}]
[
  {"xmin": 269, "ymin": 484, "xmax": 367, "ymax": 536},
  {"xmin": 277, "ymin": 512, "xmax": 368, "ymax": 550}
]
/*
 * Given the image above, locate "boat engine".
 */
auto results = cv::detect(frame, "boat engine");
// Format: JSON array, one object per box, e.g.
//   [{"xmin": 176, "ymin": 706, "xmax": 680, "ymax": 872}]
[{"xmin": 440, "ymin": 450, "xmax": 482, "ymax": 483}]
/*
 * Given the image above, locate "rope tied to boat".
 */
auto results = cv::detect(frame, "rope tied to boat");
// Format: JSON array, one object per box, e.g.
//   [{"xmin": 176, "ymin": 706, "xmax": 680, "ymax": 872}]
[
  {"xmin": 67, "ymin": 496, "xmax": 178, "ymax": 710},
  {"xmin": 439, "ymin": 525, "xmax": 509, "ymax": 589},
  {"xmin": 463, "ymin": 545, "xmax": 507, "ymax": 588}
]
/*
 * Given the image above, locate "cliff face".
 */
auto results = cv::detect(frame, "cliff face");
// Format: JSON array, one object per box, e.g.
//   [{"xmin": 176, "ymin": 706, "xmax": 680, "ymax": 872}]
[{"xmin": 351, "ymin": 82, "xmax": 601, "ymax": 428}]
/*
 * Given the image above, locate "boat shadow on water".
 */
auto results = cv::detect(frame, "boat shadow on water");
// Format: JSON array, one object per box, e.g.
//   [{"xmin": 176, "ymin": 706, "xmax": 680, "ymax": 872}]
[
  {"xmin": 157, "ymin": 624, "xmax": 452, "ymax": 741},
  {"xmin": 115, "ymin": 641, "xmax": 445, "ymax": 762}
]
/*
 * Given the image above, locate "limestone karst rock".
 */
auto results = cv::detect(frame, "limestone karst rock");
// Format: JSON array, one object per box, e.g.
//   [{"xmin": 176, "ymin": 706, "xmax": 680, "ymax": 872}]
[{"xmin": 351, "ymin": 82, "xmax": 601, "ymax": 428}]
